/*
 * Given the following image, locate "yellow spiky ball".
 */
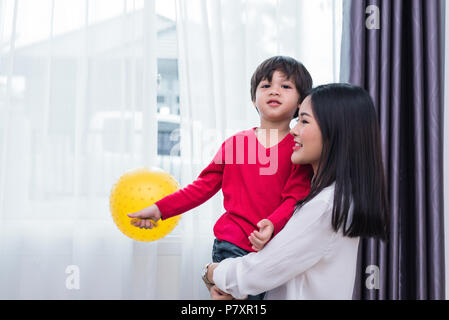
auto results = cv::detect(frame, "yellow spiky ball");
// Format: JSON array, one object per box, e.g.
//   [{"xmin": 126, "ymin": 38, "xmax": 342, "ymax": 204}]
[{"xmin": 110, "ymin": 167, "xmax": 181, "ymax": 242}]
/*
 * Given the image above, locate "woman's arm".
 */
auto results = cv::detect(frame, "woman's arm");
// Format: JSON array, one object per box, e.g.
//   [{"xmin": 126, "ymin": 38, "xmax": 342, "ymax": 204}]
[{"xmin": 211, "ymin": 196, "xmax": 337, "ymax": 299}]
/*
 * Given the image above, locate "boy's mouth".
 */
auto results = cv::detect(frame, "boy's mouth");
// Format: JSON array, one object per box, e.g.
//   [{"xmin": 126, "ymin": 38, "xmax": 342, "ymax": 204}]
[{"xmin": 267, "ymin": 99, "xmax": 281, "ymax": 106}]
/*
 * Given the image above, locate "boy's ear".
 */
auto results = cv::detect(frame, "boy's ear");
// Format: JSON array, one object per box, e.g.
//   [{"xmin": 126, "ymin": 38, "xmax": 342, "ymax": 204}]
[{"xmin": 253, "ymin": 100, "xmax": 260, "ymax": 114}]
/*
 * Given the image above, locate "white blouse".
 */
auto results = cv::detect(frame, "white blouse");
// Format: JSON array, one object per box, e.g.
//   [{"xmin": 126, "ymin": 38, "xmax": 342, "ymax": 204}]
[{"xmin": 213, "ymin": 183, "xmax": 360, "ymax": 300}]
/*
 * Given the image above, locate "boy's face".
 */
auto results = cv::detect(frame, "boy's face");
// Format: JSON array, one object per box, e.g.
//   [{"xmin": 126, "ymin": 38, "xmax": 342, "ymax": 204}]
[{"xmin": 253, "ymin": 70, "xmax": 300, "ymax": 123}]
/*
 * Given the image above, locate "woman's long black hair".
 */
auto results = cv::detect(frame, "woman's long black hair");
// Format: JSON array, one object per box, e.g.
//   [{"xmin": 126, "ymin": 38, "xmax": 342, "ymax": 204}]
[{"xmin": 297, "ymin": 83, "xmax": 389, "ymax": 241}]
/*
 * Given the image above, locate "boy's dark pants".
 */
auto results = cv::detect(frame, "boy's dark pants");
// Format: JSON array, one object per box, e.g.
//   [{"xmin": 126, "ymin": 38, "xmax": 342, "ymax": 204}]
[{"xmin": 212, "ymin": 239, "xmax": 266, "ymax": 300}]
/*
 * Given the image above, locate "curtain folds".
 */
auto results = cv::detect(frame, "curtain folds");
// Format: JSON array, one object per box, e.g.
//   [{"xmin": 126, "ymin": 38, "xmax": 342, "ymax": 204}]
[
  {"xmin": 443, "ymin": 0, "xmax": 448, "ymax": 300},
  {"xmin": 0, "ymin": 0, "xmax": 160, "ymax": 299},
  {"xmin": 342, "ymin": 0, "xmax": 445, "ymax": 300},
  {"xmin": 174, "ymin": 0, "xmax": 343, "ymax": 299},
  {"xmin": 1, "ymin": 0, "xmax": 342, "ymax": 299}
]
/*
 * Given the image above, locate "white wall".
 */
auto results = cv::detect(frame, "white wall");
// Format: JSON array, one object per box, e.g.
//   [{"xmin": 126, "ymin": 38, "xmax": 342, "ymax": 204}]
[{"xmin": 444, "ymin": 0, "xmax": 449, "ymax": 300}]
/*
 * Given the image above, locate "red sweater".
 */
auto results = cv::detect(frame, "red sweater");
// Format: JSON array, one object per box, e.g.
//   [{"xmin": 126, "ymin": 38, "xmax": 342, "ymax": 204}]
[{"xmin": 156, "ymin": 128, "xmax": 312, "ymax": 252}]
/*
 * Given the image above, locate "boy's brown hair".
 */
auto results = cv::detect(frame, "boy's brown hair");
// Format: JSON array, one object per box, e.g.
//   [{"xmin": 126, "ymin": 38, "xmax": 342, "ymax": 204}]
[{"xmin": 250, "ymin": 56, "xmax": 313, "ymax": 118}]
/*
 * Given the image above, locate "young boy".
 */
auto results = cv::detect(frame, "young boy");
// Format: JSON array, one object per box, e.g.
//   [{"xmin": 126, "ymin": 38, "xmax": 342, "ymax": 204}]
[{"xmin": 128, "ymin": 56, "xmax": 313, "ymax": 299}]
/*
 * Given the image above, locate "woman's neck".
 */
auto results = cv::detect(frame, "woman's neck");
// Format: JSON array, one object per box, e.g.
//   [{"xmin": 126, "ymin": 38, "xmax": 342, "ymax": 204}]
[{"xmin": 312, "ymin": 163, "xmax": 318, "ymax": 176}]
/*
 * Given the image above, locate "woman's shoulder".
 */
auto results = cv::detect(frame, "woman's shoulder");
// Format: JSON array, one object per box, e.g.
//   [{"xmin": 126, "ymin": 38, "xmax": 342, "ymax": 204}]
[
  {"xmin": 312, "ymin": 182, "xmax": 336, "ymax": 206},
  {"xmin": 294, "ymin": 183, "xmax": 335, "ymax": 218},
  {"xmin": 292, "ymin": 183, "xmax": 335, "ymax": 221},
  {"xmin": 287, "ymin": 183, "xmax": 336, "ymax": 236}
]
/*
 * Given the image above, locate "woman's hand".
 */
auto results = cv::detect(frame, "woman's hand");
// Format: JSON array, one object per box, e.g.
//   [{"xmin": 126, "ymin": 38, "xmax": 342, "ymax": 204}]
[
  {"xmin": 206, "ymin": 263, "xmax": 233, "ymax": 300},
  {"xmin": 249, "ymin": 219, "xmax": 274, "ymax": 251},
  {"xmin": 127, "ymin": 204, "xmax": 162, "ymax": 229},
  {"xmin": 210, "ymin": 286, "xmax": 233, "ymax": 300},
  {"xmin": 206, "ymin": 263, "xmax": 218, "ymax": 284}
]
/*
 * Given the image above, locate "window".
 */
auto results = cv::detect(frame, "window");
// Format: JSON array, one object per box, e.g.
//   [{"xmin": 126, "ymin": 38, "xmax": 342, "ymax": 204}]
[
  {"xmin": 0, "ymin": 0, "xmax": 181, "ymax": 201},
  {"xmin": 156, "ymin": 1, "xmax": 180, "ymax": 159}
]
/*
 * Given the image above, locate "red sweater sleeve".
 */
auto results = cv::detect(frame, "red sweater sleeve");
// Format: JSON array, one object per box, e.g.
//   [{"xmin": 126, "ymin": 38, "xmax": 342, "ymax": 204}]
[
  {"xmin": 267, "ymin": 164, "xmax": 313, "ymax": 236},
  {"xmin": 156, "ymin": 147, "xmax": 225, "ymax": 220}
]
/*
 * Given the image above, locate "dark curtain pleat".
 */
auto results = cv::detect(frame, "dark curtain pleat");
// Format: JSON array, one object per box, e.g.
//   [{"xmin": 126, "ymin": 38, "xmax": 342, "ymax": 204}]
[{"xmin": 344, "ymin": 0, "xmax": 445, "ymax": 300}]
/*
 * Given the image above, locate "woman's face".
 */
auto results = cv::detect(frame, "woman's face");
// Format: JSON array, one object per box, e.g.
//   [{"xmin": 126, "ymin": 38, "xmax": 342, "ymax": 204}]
[{"xmin": 290, "ymin": 96, "xmax": 323, "ymax": 174}]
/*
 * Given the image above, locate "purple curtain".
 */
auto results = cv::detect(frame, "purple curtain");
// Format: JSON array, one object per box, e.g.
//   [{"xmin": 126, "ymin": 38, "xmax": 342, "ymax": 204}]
[{"xmin": 342, "ymin": 0, "xmax": 445, "ymax": 299}]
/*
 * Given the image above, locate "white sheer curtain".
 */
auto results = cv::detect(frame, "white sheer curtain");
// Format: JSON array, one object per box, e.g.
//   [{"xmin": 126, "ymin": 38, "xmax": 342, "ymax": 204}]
[
  {"xmin": 0, "ymin": 0, "xmax": 162, "ymax": 299},
  {"xmin": 175, "ymin": 0, "xmax": 342, "ymax": 299},
  {"xmin": 0, "ymin": 0, "xmax": 343, "ymax": 300}
]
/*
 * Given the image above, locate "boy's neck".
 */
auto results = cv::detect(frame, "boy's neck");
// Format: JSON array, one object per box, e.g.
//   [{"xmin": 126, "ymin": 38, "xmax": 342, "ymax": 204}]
[
  {"xmin": 258, "ymin": 119, "xmax": 291, "ymax": 135},
  {"xmin": 256, "ymin": 119, "xmax": 292, "ymax": 148}
]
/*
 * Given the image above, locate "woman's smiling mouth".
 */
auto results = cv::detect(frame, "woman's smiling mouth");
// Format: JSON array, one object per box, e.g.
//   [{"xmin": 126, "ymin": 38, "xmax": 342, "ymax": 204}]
[{"xmin": 293, "ymin": 141, "xmax": 303, "ymax": 151}]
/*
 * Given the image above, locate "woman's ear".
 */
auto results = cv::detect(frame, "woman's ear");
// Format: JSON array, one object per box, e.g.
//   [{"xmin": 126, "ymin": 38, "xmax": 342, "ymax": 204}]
[{"xmin": 293, "ymin": 104, "xmax": 300, "ymax": 118}]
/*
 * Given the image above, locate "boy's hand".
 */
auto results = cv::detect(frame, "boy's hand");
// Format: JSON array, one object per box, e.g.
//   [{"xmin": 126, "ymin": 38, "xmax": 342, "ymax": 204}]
[
  {"xmin": 249, "ymin": 219, "xmax": 274, "ymax": 251},
  {"xmin": 127, "ymin": 204, "xmax": 162, "ymax": 229}
]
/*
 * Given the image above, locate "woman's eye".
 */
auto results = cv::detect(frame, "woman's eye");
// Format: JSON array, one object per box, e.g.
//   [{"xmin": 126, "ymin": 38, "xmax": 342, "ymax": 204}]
[{"xmin": 301, "ymin": 120, "xmax": 309, "ymax": 124}]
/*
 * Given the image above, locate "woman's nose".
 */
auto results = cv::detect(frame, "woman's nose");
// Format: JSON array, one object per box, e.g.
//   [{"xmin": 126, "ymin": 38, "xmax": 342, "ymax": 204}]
[{"xmin": 290, "ymin": 121, "xmax": 300, "ymax": 136}]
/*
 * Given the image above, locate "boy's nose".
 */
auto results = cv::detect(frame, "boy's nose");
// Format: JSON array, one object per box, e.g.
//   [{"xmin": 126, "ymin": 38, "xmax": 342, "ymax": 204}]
[{"xmin": 269, "ymin": 87, "xmax": 280, "ymax": 95}]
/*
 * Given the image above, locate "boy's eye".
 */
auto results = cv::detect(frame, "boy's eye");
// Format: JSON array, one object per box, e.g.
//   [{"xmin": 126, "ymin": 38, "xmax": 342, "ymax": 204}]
[
  {"xmin": 282, "ymin": 85, "xmax": 292, "ymax": 89},
  {"xmin": 261, "ymin": 84, "xmax": 270, "ymax": 88}
]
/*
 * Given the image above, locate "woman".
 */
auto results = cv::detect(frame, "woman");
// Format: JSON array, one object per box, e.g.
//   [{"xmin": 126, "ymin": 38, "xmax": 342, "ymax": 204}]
[{"xmin": 204, "ymin": 83, "xmax": 389, "ymax": 300}]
